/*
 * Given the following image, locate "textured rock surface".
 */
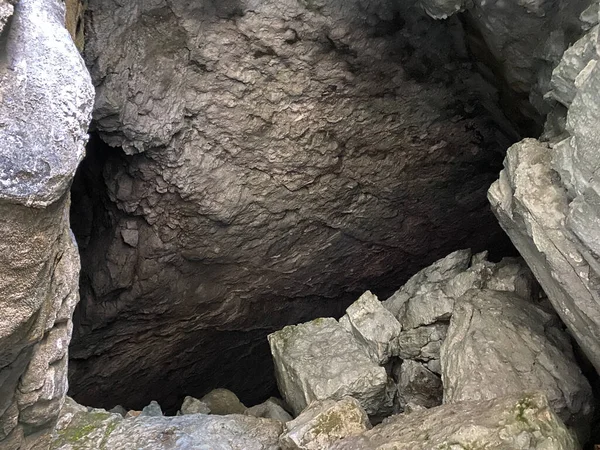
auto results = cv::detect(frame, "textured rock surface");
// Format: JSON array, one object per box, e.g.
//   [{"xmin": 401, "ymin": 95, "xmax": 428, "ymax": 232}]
[
  {"xmin": 419, "ymin": 0, "xmax": 591, "ymax": 119},
  {"xmin": 393, "ymin": 359, "xmax": 442, "ymax": 411},
  {"xmin": 339, "ymin": 291, "xmax": 402, "ymax": 364},
  {"xmin": 52, "ymin": 397, "xmax": 283, "ymax": 450},
  {"xmin": 489, "ymin": 137, "xmax": 600, "ymax": 378},
  {"xmin": 280, "ymin": 397, "xmax": 370, "ymax": 450},
  {"xmin": 0, "ymin": 0, "xmax": 93, "ymax": 448},
  {"xmin": 70, "ymin": 0, "xmax": 518, "ymax": 410},
  {"xmin": 442, "ymin": 289, "xmax": 593, "ymax": 438},
  {"xmin": 329, "ymin": 392, "xmax": 580, "ymax": 450},
  {"xmin": 269, "ymin": 318, "xmax": 389, "ymax": 416},
  {"xmin": 200, "ymin": 389, "xmax": 246, "ymax": 416},
  {"xmin": 0, "ymin": 0, "xmax": 14, "ymax": 34},
  {"xmin": 178, "ymin": 396, "xmax": 211, "ymax": 415},
  {"xmin": 245, "ymin": 398, "xmax": 292, "ymax": 423}
]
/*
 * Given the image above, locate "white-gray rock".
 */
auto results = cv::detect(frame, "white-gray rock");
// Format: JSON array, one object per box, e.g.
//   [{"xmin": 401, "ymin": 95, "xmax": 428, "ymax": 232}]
[
  {"xmin": 268, "ymin": 318, "xmax": 390, "ymax": 416},
  {"xmin": 279, "ymin": 397, "xmax": 370, "ymax": 450},
  {"xmin": 339, "ymin": 291, "xmax": 402, "ymax": 364},
  {"xmin": 52, "ymin": 397, "xmax": 283, "ymax": 450},
  {"xmin": 245, "ymin": 398, "xmax": 292, "ymax": 423},
  {"xmin": 0, "ymin": 0, "xmax": 93, "ymax": 448},
  {"xmin": 179, "ymin": 396, "xmax": 211, "ymax": 415},
  {"xmin": 329, "ymin": 392, "xmax": 580, "ymax": 450},
  {"xmin": 141, "ymin": 401, "xmax": 163, "ymax": 417},
  {"xmin": 441, "ymin": 289, "xmax": 593, "ymax": 440}
]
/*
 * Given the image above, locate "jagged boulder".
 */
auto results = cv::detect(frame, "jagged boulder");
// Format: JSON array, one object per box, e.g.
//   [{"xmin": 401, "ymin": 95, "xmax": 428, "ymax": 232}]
[
  {"xmin": 280, "ymin": 397, "xmax": 370, "ymax": 450},
  {"xmin": 0, "ymin": 0, "xmax": 94, "ymax": 448},
  {"xmin": 268, "ymin": 318, "xmax": 390, "ymax": 416},
  {"xmin": 442, "ymin": 289, "xmax": 593, "ymax": 439},
  {"xmin": 329, "ymin": 392, "xmax": 580, "ymax": 450},
  {"xmin": 245, "ymin": 398, "xmax": 293, "ymax": 423}
]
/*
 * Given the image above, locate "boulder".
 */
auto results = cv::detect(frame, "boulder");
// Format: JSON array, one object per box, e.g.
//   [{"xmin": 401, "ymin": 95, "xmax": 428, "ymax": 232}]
[
  {"xmin": 329, "ymin": 392, "xmax": 579, "ymax": 450},
  {"xmin": 52, "ymin": 397, "xmax": 283, "ymax": 450},
  {"xmin": 140, "ymin": 401, "xmax": 163, "ymax": 417},
  {"xmin": 245, "ymin": 398, "xmax": 292, "ymax": 423},
  {"xmin": 0, "ymin": 0, "xmax": 93, "ymax": 448},
  {"xmin": 280, "ymin": 397, "xmax": 370, "ymax": 450},
  {"xmin": 441, "ymin": 289, "xmax": 593, "ymax": 439},
  {"xmin": 179, "ymin": 396, "xmax": 211, "ymax": 415},
  {"xmin": 339, "ymin": 291, "xmax": 402, "ymax": 364},
  {"xmin": 200, "ymin": 389, "xmax": 247, "ymax": 416},
  {"xmin": 268, "ymin": 318, "xmax": 390, "ymax": 416}
]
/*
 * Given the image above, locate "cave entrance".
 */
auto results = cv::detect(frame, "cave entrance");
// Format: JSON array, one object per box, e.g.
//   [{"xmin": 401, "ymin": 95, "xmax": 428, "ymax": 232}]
[{"xmin": 68, "ymin": 0, "xmax": 527, "ymax": 414}]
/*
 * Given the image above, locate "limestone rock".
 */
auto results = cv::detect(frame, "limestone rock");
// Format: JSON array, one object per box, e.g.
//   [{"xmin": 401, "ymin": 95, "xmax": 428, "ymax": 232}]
[
  {"xmin": 140, "ymin": 401, "xmax": 163, "ymax": 417},
  {"xmin": 441, "ymin": 289, "xmax": 593, "ymax": 439},
  {"xmin": 0, "ymin": 0, "xmax": 93, "ymax": 448},
  {"xmin": 179, "ymin": 396, "xmax": 211, "ymax": 415},
  {"xmin": 489, "ymin": 136, "xmax": 600, "ymax": 383},
  {"xmin": 268, "ymin": 318, "xmax": 390, "ymax": 416},
  {"xmin": 245, "ymin": 398, "xmax": 292, "ymax": 423},
  {"xmin": 52, "ymin": 397, "xmax": 283, "ymax": 450},
  {"xmin": 339, "ymin": 291, "xmax": 402, "ymax": 364},
  {"xmin": 393, "ymin": 359, "xmax": 442, "ymax": 411},
  {"xmin": 200, "ymin": 389, "xmax": 246, "ymax": 416},
  {"xmin": 329, "ymin": 392, "xmax": 580, "ymax": 450},
  {"xmin": 280, "ymin": 397, "xmax": 370, "ymax": 450},
  {"xmin": 70, "ymin": 0, "xmax": 516, "ymax": 410}
]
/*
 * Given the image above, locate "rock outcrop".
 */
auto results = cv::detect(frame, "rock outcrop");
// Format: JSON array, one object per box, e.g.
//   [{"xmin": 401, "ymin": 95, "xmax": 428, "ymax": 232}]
[
  {"xmin": 488, "ymin": 13, "xmax": 600, "ymax": 380},
  {"xmin": 441, "ymin": 289, "xmax": 593, "ymax": 439},
  {"xmin": 329, "ymin": 392, "xmax": 580, "ymax": 450},
  {"xmin": 0, "ymin": 0, "xmax": 93, "ymax": 448},
  {"xmin": 69, "ymin": 0, "xmax": 517, "ymax": 410}
]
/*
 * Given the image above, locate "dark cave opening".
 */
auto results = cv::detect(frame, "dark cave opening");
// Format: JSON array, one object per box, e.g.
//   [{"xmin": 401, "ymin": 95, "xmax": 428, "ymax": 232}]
[{"xmin": 67, "ymin": 0, "xmax": 530, "ymax": 415}]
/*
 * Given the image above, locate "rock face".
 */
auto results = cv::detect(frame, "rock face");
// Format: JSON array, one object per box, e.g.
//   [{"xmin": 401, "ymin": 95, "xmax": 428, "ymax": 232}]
[
  {"xmin": 52, "ymin": 397, "xmax": 283, "ymax": 450},
  {"xmin": 441, "ymin": 289, "xmax": 593, "ymax": 438},
  {"xmin": 488, "ymin": 17, "xmax": 600, "ymax": 377},
  {"xmin": 0, "ymin": 0, "xmax": 94, "ymax": 448},
  {"xmin": 69, "ymin": 0, "xmax": 516, "ymax": 410},
  {"xmin": 329, "ymin": 392, "xmax": 580, "ymax": 450},
  {"xmin": 419, "ymin": 0, "xmax": 591, "ymax": 120}
]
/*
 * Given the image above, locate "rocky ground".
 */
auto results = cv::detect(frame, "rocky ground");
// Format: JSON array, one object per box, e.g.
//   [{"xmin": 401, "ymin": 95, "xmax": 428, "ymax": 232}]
[{"xmin": 51, "ymin": 250, "xmax": 592, "ymax": 449}]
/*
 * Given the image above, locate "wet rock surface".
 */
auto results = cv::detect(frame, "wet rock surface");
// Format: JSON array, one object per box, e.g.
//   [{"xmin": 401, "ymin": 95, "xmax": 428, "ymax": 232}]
[{"xmin": 69, "ymin": 0, "xmax": 517, "ymax": 411}]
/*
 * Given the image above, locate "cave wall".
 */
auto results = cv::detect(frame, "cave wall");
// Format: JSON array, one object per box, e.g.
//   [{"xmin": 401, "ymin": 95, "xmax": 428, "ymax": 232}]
[
  {"xmin": 69, "ymin": 0, "xmax": 520, "ymax": 411},
  {"xmin": 0, "ymin": 0, "xmax": 94, "ymax": 448}
]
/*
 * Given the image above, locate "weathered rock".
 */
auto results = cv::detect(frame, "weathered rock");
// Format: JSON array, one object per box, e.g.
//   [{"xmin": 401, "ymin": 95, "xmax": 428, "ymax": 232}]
[
  {"xmin": 339, "ymin": 291, "xmax": 402, "ymax": 364},
  {"xmin": 420, "ymin": 0, "xmax": 592, "ymax": 117},
  {"xmin": 395, "ymin": 323, "xmax": 447, "ymax": 365},
  {"xmin": 200, "ymin": 389, "xmax": 246, "ymax": 416},
  {"xmin": 393, "ymin": 359, "xmax": 442, "ymax": 411},
  {"xmin": 329, "ymin": 392, "xmax": 580, "ymax": 450},
  {"xmin": 442, "ymin": 289, "xmax": 593, "ymax": 439},
  {"xmin": 179, "ymin": 396, "xmax": 211, "ymax": 415},
  {"xmin": 0, "ymin": 0, "xmax": 94, "ymax": 448},
  {"xmin": 109, "ymin": 405, "xmax": 128, "ymax": 417},
  {"xmin": 245, "ymin": 398, "xmax": 292, "ymax": 423},
  {"xmin": 70, "ymin": 0, "xmax": 517, "ymax": 410},
  {"xmin": 489, "ymin": 135, "xmax": 600, "ymax": 382},
  {"xmin": 268, "ymin": 318, "xmax": 390, "ymax": 416},
  {"xmin": 280, "ymin": 397, "xmax": 370, "ymax": 450},
  {"xmin": 140, "ymin": 401, "xmax": 163, "ymax": 417},
  {"xmin": 52, "ymin": 397, "xmax": 283, "ymax": 450}
]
